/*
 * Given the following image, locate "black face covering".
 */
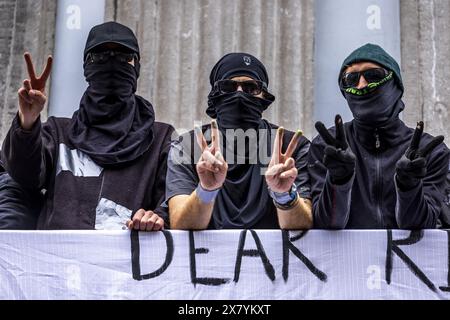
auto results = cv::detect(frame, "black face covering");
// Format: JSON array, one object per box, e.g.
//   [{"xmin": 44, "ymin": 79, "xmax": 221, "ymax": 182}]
[
  {"xmin": 344, "ymin": 79, "xmax": 407, "ymax": 152},
  {"xmin": 84, "ymin": 58, "xmax": 138, "ymax": 112},
  {"xmin": 206, "ymin": 53, "xmax": 275, "ymax": 119},
  {"xmin": 68, "ymin": 56, "xmax": 155, "ymax": 167},
  {"xmin": 344, "ymin": 79, "xmax": 404, "ymax": 127},
  {"xmin": 211, "ymin": 91, "xmax": 273, "ymax": 130}
]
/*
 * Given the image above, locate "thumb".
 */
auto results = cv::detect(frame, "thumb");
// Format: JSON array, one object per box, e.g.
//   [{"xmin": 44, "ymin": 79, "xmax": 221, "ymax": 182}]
[
  {"xmin": 126, "ymin": 220, "xmax": 133, "ymax": 230},
  {"xmin": 284, "ymin": 157, "xmax": 296, "ymax": 169},
  {"xmin": 18, "ymin": 88, "xmax": 33, "ymax": 105}
]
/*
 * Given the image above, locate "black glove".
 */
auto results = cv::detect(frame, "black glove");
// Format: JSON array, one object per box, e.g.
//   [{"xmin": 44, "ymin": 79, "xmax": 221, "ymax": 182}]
[
  {"xmin": 315, "ymin": 115, "xmax": 356, "ymax": 185},
  {"xmin": 396, "ymin": 121, "xmax": 444, "ymax": 191}
]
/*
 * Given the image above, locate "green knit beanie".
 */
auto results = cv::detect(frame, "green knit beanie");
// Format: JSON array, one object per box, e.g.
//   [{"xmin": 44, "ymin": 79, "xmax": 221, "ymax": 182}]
[{"xmin": 339, "ymin": 43, "xmax": 403, "ymax": 93}]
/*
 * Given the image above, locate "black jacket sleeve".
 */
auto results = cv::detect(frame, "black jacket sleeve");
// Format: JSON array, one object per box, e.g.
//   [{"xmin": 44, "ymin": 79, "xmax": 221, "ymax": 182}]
[
  {"xmin": 1, "ymin": 115, "xmax": 57, "ymax": 190},
  {"xmin": 308, "ymin": 136, "xmax": 354, "ymax": 229},
  {"xmin": 395, "ymin": 143, "xmax": 450, "ymax": 229},
  {"xmin": 0, "ymin": 172, "xmax": 43, "ymax": 230},
  {"xmin": 440, "ymin": 167, "xmax": 450, "ymax": 228}
]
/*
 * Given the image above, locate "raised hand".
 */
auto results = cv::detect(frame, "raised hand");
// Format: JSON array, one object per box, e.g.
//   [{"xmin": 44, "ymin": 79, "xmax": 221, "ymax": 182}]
[
  {"xmin": 195, "ymin": 120, "xmax": 228, "ymax": 191},
  {"xmin": 396, "ymin": 121, "xmax": 444, "ymax": 190},
  {"xmin": 18, "ymin": 52, "xmax": 53, "ymax": 130},
  {"xmin": 315, "ymin": 115, "xmax": 356, "ymax": 185},
  {"xmin": 265, "ymin": 127, "xmax": 303, "ymax": 193}
]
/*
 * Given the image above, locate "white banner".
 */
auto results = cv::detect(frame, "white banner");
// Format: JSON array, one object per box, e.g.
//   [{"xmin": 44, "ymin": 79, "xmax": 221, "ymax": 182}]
[{"xmin": 0, "ymin": 230, "xmax": 449, "ymax": 300}]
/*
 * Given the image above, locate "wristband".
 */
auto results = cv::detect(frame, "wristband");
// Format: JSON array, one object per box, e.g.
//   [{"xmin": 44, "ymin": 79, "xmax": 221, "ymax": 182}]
[
  {"xmin": 269, "ymin": 184, "xmax": 297, "ymax": 205},
  {"xmin": 272, "ymin": 194, "xmax": 300, "ymax": 211},
  {"xmin": 195, "ymin": 184, "xmax": 220, "ymax": 204}
]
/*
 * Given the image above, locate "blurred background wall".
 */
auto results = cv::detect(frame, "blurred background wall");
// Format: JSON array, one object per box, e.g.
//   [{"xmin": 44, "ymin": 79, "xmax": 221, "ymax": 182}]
[
  {"xmin": 0, "ymin": 0, "xmax": 449, "ymax": 144},
  {"xmin": 0, "ymin": 0, "xmax": 55, "ymax": 140}
]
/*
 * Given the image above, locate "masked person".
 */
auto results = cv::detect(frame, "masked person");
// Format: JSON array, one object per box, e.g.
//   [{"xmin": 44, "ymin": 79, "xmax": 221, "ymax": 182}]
[
  {"xmin": 308, "ymin": 43, "xmax": 449, "ymax": 229},
  {"xmin": 1, "ymin": 22, "xmax": 174, "ymax": 231},
  {"xmin": 166, "ymin": 53, "xmax": 313, "ymax": 230}
]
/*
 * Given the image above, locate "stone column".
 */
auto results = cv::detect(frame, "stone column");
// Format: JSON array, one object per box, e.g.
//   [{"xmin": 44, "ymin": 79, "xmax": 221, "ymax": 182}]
[{"xmin": 401, "ymin": 0, "xmax": 450, "ymax": 144}]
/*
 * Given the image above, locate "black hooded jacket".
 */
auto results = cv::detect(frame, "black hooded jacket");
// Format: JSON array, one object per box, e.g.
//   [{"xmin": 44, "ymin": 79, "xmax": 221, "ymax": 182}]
[
  {"xmin": 440, "ymin": 167, "xmax": 450, "ymax": 228},
  {"xmin": 309, "ymin": 43, "xmax": 449, "ymax": 229},
  {"xmin": 1, "ymin": 116, "xmax": 173, "ymax": 230},
  {"xmin": 308, "ymin": 119, "xmax": 449, "ymax": 229}
]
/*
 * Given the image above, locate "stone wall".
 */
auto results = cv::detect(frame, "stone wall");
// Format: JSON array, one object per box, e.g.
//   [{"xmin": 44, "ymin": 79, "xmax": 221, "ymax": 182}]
[
  {"xmin": 105, "ymin": 0, "xmax": 315, "ymax": 137},
  {"xmin": 400, "ymin": 0, "xmax": 450, "ymax": 144},
  {"xmin": 0, "ymin": 0, "xmax": 56, "ymax": 141}
]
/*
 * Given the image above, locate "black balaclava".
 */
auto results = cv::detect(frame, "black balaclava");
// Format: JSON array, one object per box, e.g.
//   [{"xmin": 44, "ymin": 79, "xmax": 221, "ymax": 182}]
[
  {"xmin": 202, "ymin": 53, "xmax": 277, "ymax": 229},
  {"xmin": 340, "ymin": 43, "xmax": 404, "ymax": 128},
  {"xmin": 207, "ymin": 53, "xmax": 275, "ymax": 130},
  {"xmin": 68, "ymin": 21, "xmax": 155, "ymax": 167},
  {"xmin": 339, "ymin": 44, "xmax": 407, "ymax": 151},
  {"xmin": 344, "ymin": 79, "xmax": 404, "ymax": 127}
]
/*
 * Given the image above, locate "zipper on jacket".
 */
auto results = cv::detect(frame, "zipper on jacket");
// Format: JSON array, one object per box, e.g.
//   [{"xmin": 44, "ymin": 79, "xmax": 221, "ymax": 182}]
[
  {"xmin": 375, "ymin": 153, "xmax": 384, "ymax": 226},
  {"xmin": 375, "ymin": 130, "xmax": 381, "ymax": 150},
  {"xmin": 374, "ymin": 129, "xmax": 384, "ymax": 227}
]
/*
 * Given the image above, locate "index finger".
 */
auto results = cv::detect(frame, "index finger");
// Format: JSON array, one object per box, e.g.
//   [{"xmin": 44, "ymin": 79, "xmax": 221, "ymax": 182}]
[
  {"xmin": 284, "ymin": 130, "xmax": 303, "ymax": 159},
  {"xmin": 315, "ymin": 121, "xmax": 337, "ymax": 147},
  {"xmin": 24, "ymin": 52, "xmax": 37, "ymax": 80},
  {"xmin": 272, "ymin": 127, "xmax": 284, "ymax": 165},
  {"xmin": 132, "ymin": 209, "xmax": 146, "ymax": 231}
]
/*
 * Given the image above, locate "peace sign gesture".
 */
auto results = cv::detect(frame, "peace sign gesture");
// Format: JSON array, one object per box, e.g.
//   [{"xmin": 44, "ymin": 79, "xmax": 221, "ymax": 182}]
[
  {"xmin": 24, "ymin": 52, "xmax": 53, "ymax": 92},
  {"xmin": 396, "ymin": 121, "xmax": 444, "ymax": 190},
  {"xmin": 195, "ymin": 120, "xmax": 228, "ymax": 191},
  {"xmin": 265, "ymin": 127, "xmax": 303, "ymax": 193},
  {"xmin": 18, "ymin": 52, "xmax": 53, "ymax": 130},
  {"xmin": 315, "ymin": 115, "xmax": 356, "ymax": 185}
]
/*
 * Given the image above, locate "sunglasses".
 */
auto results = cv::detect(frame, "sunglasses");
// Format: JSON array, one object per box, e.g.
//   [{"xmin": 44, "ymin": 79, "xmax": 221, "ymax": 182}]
[
  {"xmin": 341, "ymin": 68, "xmax": 389, "ymax": 88},
  {"xmin": 85, "ymin": 50, "xmax": 137, "ymax": 65},
  {"xmin": 215, "ymin": 80, "xmax": 267, "ymax": 96}
]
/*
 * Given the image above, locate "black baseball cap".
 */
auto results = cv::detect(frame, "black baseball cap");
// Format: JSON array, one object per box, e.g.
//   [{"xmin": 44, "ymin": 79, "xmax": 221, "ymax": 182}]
[{"xmin": 84, "ymin": 21, "xmax": 140, "ymax": 60}]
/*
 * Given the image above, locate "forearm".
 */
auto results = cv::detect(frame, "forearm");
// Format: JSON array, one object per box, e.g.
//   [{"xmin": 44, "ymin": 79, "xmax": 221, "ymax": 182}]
[
  {"xmin": 313, "ymin": 173, "xmax": 354, "ymax": 229},
  {"xmin": 277, "ymin": 196, "xmax": 313, "ymax": 230},
  {"xmin": 395, "ymin": 181, "xmax": 438, "ymax": 229},
  {"xmin": 1, "ymin": 114, "xmax": 44, "ymax": 188},
  {"xmin": 169, "ymin": 191, "xmax": 215, "ymax": 230}
]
